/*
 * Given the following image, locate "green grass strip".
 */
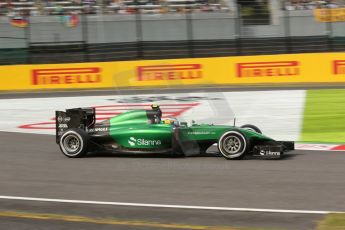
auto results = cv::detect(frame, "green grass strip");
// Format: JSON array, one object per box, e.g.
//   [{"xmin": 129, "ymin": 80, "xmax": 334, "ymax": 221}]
[
  {"xmin": 301, "ymin": 89, "xmax": 345, "ymax": 143},
  {"xmin": 317, "ymin": 213, "xmax": 345, "ymax": 230}
]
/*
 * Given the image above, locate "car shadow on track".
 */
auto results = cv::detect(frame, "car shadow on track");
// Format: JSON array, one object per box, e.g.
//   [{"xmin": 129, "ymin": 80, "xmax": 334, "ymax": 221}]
[
  {"xmin": 86, "ymin": 151, "xmax": 300, "ymax": 160},
  {"xmin": 86, "ymin": 152, "xmax": 217, "ymax": 158},
  {"xmin": 245, "ymin": 153, "xmax": 299, "ymax": 160}
]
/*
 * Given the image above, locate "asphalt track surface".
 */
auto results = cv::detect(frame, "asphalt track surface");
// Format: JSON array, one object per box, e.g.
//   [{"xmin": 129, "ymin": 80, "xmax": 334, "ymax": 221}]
[
  {"xmin": 0, "ymin": 131, "xmax": 344, "ymax": 230},
  {"xmin": 0, "ymin": 87, "xmax": 345, "ymax": 230}
]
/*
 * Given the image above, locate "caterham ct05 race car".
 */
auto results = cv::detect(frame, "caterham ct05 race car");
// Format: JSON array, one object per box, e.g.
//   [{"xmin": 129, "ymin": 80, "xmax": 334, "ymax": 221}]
[{"xmin": 56, "ymin": 106, "xmax": 294, "ymax": 159}]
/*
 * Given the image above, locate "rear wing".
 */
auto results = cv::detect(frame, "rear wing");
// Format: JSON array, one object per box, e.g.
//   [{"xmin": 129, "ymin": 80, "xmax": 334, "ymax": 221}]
[{"xmin": 55, "ymin": 107, "xmax": 95, "ymax": 143}]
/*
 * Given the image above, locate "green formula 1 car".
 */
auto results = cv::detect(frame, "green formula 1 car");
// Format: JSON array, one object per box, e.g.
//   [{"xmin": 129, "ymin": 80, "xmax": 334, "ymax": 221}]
[{"xmin": 56, "ymin": 107, "xmax": 294, "ymax": 159}]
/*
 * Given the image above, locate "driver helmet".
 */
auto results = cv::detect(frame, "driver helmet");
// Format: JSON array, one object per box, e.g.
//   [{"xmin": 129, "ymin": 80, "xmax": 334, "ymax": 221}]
[
  {"xmin": 163, "ymin": 119, "xmax": 173, "ymax": 125},
  {"xmin": 151, "ymin": 103, "xmax": 160, "ymax": 110}
]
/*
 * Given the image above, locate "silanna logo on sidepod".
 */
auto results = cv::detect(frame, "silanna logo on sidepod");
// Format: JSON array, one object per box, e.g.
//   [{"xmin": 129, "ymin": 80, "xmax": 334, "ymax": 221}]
[
  {"xmin": 128, "ymin": 137, "xmax": 162, "ymax": 146},
  {"xmin": 31, "ymin": 67, "xmax": 102, "ymax": 85},
  {"xmin": 236, "ymin": 61, "xmax": 300, "ymax": 78}
]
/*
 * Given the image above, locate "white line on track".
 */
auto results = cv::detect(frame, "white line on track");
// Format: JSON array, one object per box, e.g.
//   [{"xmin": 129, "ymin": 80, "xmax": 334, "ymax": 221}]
[{"xmin": 0, "ymin": 195, "xmax": 344, "ymax": 214}]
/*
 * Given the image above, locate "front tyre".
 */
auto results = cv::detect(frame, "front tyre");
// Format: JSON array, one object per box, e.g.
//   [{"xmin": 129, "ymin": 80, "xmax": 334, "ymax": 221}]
[
  {"xmin": 59, "ymin": 129, "xmax": 89, "ymax": 158},
  {"xmin": 240, "ymin": 124, "xmax": 262, "ymax": 134},
  {"xmin": 218, "ymin": 131, "xmax": 249, "ymax": 160}
]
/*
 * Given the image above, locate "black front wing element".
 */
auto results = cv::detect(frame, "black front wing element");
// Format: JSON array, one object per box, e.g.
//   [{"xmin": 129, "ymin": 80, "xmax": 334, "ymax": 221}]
[{"xmin": 253, "ymin": 141, "xmax": 294, "ymax": 159}]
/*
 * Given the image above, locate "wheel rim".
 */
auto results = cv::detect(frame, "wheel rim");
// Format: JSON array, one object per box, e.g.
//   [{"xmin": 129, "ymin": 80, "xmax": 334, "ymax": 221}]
[
  {"xmin": 223, "ymin": 136, "xmax": 242, "ymax": 155},
  {"xmin": 63, "ymin": 134, "xmax": 80, "ymax": 153}
]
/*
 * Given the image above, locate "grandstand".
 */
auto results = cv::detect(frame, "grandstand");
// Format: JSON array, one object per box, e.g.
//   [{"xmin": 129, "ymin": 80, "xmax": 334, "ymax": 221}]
[
  {"xmin": 1, "ymin": 0, "xmax": 344, "ymax": 16},
  {"xmin": 0, "ymin": 0, "xmax": 344, "ymax": 64},
  {"xmin": 0, "ymin": 0, "xmax": 231, "ymax": 16},
  {"xmin": 283, "ymin": 0, "xmax": 345, "ymax": 10}
]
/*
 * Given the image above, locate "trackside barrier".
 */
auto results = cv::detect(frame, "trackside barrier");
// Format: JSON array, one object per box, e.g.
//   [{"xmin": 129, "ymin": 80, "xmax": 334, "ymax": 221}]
[{"xmin": 0, "ymin": 52, "xmax": 344, "ymax": 91}]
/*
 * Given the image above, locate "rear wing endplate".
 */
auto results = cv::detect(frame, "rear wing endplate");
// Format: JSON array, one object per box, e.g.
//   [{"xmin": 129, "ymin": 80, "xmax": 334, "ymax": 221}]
[{"xmin": 55, "ymin": 107, "xmax": 95, "ymax": 143}]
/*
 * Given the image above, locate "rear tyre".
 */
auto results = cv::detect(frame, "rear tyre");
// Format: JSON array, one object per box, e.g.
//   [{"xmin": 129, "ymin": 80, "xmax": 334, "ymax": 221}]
[
  {"xmin": 59, "ymin": 128, "xmax": 89, "ymax": 158},
  {"xmin": 240, "ymin": 124, "xmax": 262, "ymax": 134},
  {"xmin": 218, "ymin": 130, "xmax": 249, "ymax": 160}
]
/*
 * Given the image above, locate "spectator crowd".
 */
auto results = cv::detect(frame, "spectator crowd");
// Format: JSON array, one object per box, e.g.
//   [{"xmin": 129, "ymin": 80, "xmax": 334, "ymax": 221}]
[
  {"xmin": 0, "ymin": 0, "xmax": 230, "ymax": 16},
  {"xmin": 283, "ymin": 0, "xmax": 345, "ymax": 10}
]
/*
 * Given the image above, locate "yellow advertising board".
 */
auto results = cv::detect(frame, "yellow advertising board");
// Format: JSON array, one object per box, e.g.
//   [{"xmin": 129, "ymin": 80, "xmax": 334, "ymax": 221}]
[
  {"xmin": 0, "ymin": 52, "xmax": 345, "ymax": 91},
  {"xmin": 314, "ymin": 8, "xmax": 345, "ymax": 22}
]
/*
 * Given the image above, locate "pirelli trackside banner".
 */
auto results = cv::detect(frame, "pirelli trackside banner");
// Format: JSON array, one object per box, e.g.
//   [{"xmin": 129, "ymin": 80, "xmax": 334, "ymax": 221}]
[
  {"xmin": 0, "ymin": 52, "xmax": 345, "ymax": 90},
  {"xmin": 314, "ymin": 8, "xmax": 345, "ymax": 22}
]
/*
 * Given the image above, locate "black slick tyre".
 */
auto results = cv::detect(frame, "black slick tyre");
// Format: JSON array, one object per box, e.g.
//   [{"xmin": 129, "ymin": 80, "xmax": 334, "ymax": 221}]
[
  {"xmin": 218, "ymin": 130, "xmax": 249, "ymax": 160},
  {"xmin": 240, "ymin": 124, "xmax": 262, "ymax": 134},
  {"xmin": 59, "ymin": 128, "xmax": 89, "ymax": 158}
]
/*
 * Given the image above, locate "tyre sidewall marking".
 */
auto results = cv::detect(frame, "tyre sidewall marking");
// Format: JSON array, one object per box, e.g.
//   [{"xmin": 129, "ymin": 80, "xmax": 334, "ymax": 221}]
[{"xmin": 218, "ymin": 131, "xmax": 247, "ymax": 159}]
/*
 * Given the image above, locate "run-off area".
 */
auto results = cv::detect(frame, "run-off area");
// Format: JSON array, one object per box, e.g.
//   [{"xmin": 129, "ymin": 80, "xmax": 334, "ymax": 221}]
[{"xmin": 0, "ymin": 90, "xmax": 306, "ymax": 141}]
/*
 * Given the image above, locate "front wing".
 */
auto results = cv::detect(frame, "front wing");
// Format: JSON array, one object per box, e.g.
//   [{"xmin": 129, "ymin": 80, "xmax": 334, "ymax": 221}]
[{"xmin": 252, "ymin": 141, "xmax": 294, "ymax": 159}]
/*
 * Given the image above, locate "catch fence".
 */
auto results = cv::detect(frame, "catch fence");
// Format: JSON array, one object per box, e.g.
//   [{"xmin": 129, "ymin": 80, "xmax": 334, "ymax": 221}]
[{"xmin": 0, "ymin": 4, "xmax": 344, "ymax": 64}]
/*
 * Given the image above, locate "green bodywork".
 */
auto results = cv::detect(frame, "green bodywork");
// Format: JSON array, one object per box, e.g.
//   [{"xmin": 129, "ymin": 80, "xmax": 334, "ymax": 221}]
[{"xmin": 105, "ymin": 110, "xmax": 273, "ymax": 150}]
